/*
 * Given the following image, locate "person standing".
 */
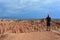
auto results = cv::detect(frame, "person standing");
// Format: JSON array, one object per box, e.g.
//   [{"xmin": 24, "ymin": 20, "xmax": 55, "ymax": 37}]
[{"xmin": 46, "ymin": 14, "xmax": 51, "ymax": 31}]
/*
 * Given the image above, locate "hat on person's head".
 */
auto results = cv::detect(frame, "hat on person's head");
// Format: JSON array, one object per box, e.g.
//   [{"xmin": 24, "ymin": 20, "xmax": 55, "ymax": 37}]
[{"xmin": 48, "ymin": 13, "xmax": 50, "ymax": 17}]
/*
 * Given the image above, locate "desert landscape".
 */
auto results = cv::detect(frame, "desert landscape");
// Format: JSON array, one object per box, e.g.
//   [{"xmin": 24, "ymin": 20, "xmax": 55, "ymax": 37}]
[{"xmin": 0, "ymin": 19, "xmax": 60, "ymax": 40}]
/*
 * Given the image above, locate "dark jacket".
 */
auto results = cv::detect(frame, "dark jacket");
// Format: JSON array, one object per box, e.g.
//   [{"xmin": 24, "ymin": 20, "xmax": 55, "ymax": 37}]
[{"xmin": 46, "ymin": 16, "xmax": 51, "ymax": 26}]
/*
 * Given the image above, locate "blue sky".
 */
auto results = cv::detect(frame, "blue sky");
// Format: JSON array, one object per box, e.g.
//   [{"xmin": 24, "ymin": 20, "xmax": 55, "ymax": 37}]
[{"xmin": 0, "ymin": 0, "xmax": 60, "ymax": 19}]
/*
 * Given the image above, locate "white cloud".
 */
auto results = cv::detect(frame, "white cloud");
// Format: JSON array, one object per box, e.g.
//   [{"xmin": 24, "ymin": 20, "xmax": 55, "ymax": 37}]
[
  {"xmin": 0, "ymin": 0, "xmax": 60, "ymax": 14},
  {"xmin": 0, "ymin": 0, "xmax": 56, "ymax": 9},
  {"xmin": 43, "ymin": 0, "xmax": 60, "ymax": 4}
]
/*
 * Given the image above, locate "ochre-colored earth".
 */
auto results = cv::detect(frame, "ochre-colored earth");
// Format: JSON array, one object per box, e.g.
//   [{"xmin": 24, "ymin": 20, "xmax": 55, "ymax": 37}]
[
  {"xmin": 0, "ymin": 31, "xmax": 60, "ymax": 40},
  {"xmin": 0, "ymin": 19, "xmax": 60, "ymax": 40}
]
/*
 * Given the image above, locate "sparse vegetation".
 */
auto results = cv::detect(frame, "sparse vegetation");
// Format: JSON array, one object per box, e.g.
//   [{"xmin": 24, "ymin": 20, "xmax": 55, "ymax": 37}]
[{"xmin": 0, "ymin": 19, "xmax": 60, "ymax": 34}]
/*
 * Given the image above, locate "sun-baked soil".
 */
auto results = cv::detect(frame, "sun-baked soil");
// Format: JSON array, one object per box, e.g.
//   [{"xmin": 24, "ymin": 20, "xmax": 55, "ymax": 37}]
[{"xmin": 0, "ymin": 19, "xmax": 60, "ymax": 40}]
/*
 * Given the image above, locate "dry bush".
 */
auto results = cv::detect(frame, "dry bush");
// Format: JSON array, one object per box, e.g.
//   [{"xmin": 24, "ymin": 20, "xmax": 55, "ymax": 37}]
[{"xmin": 0, "ymin": 19, "xmax": 60, "ymax": 34}]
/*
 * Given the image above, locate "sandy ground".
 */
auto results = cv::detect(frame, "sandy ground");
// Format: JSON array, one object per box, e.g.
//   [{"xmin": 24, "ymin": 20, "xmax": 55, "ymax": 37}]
[
  {"xmin": 0, "ymin": 31, "xmax": 60, "ymax": 40},
  {"xmin": 0, "ymin": 19, "xmax": 60, "ymax": 40}
]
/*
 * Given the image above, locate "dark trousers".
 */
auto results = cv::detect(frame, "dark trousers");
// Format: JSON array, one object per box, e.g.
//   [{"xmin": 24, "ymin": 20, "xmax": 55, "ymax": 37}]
[{"xmin": 46, "ymin": 22, "xmax": 51, "ymax": 31}]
